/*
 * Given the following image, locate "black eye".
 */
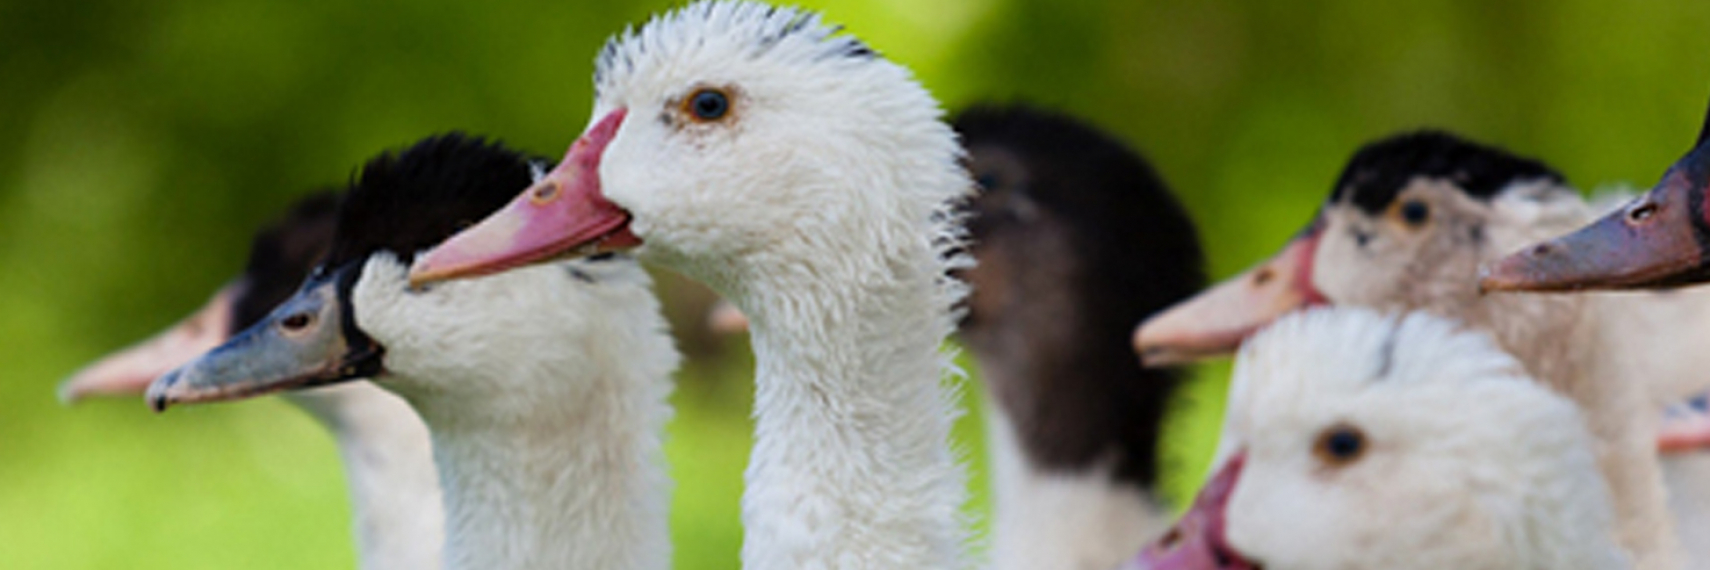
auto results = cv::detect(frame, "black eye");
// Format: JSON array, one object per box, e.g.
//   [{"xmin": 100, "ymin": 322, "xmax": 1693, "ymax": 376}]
[
  {"xmin": 1313, "ymin": 424, "xmax": 1366, "ymax": 466},
  {"xmin": 1399, "ymin": 200, "xmax": 1430, "ymax": 226},
  {"xmin": 280, "ymin": 312, "xmax": 315, "ymax": 333},
  {"xmin": 688, "ymin": 89, "xmax": 729, "ymax": 121}
]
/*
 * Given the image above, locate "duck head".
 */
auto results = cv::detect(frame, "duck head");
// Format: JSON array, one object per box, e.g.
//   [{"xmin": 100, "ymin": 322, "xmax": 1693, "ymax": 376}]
[
  {"xmin": 1135, "ymin": 132, "xmax": 1574, "ymax": 365},
  {"xmin": 1136, "ymin": 309, "xmax": 1622, "ymax": 570},
  {"xmin": 408, "ymin": 2, "xmax": 969, "ymax": 302},
  {"xmin": 147, "ymin": 135, "xmax": 652, "ymax": 410}
]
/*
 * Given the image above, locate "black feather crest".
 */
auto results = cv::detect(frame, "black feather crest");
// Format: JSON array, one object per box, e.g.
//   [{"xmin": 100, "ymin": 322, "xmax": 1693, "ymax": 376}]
[
  {"xmin": 324, "ymin": 133, "xmax": 542, "ymax": 269},
  {"xmin": 1329, "ymin": 130, "xmax": 1565, "ymax": 214}
]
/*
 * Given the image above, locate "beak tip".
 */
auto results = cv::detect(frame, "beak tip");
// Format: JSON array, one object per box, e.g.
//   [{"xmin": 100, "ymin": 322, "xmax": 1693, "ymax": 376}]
[
  {"xmin": 55, "ymin": 383, "xmax": 82, "ymax": 406},
  {"xmin": 147, "ymin": 392, "xmax": 171, "ymax": 413},
  {"xmin": 145, "ymin": 373, "xmax": 179, "ymax": 413}
]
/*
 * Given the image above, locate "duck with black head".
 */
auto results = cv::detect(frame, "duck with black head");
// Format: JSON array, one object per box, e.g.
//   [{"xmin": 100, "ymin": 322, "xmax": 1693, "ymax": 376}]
[
  {"xmin": 148, "ymin": 134, "xmax": 679, "ymax": 570},
  {"xmin": 58, "ymin": 193, "xmax": 442, "ymax": 570}
]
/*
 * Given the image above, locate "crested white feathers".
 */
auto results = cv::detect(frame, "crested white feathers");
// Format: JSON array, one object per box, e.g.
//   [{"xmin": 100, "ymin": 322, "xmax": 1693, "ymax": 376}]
[{"xmin": 1221, "ymin": 308, "xmax": 1625, "ymax": 570}]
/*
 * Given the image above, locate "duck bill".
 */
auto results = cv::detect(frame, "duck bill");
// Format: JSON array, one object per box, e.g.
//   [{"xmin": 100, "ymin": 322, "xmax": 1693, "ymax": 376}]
[
  {"xmin": 145, "ymin": 269, "xmax": 381, "ymax": 412},
  {"xmin": 1131, "ymin": 454, "xmax": 1258, "ymax": 570},
  {"xmin": 1134, "ymin": 227, "xmax": 1327, "ymax": 366},
  {"xmin": 409, "ymin": 109, "xmax": 637, "ymax": 286},
  {"xmin": 58, "ymin": 283, "xmax": 240, "ymax": 403},
  {"xmin": 1481, "ymin": 146, "xmax": 1710, "ymax": 292}
]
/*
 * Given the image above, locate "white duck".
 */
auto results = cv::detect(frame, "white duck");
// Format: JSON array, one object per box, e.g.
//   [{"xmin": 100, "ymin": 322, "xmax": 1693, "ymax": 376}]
[
  {"xmin": 1133, "ymin": 308, "xmax": 1627, "ymax": 570},
  {"xmin": 409, "ymin": 3, "xmax": 972, "ymax": 568},
  {"xmin": 148, "ymin": 134, "xmax": 678, "ymax": 570},
  {"xmin": 1134, "ymin": 131, "xmax": 1705, "ymax": 569},
  {"xmin": 58, "ymin": 193, "xmax": 441, "ymax": 570}
]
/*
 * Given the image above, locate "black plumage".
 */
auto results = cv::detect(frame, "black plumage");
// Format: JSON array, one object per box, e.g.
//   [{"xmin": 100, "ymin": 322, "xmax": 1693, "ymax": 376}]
[
  {"xmin": 232, "ymin": 192, "xmax": 338, "ymax": 333},
  {"xmin": 953, "ymin": 104, "xmax": 1205, "ymax": 488},
  {"xmin": 1329, "ymin": 130, "xmax": 1564, "ymax": 215},
  {"xmin": 325, "ymin": 134, "xmax": 543, "ymax": 269}
]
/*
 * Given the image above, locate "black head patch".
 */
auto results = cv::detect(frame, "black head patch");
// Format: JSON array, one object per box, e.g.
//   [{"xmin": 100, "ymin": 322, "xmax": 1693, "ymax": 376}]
[
  {"xmin": 952, "ymin": 104, "xmax": 1205, "ymax": 486},
  {"xmin": 324, "ymin": 134, "xmax": 542, "ymax": 268},
  {"xmin": 231, "ymin": 192, "xmax": 340, "ymax": 332},
  {"xmin": 1329, "ymin": 130, "xmax": 1565, "ymax": 215}
]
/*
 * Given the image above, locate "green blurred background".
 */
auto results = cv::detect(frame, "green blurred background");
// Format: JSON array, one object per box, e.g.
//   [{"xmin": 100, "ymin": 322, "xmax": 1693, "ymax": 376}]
[{"xmin": 4, "ymin": 0, "xmax": 1710, "ymax": 568}]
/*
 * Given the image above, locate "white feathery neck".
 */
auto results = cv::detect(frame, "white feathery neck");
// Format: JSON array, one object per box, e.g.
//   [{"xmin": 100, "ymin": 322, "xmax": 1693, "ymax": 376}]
[
  {"xmin": 730, "ymin": 231, "xmax": 969, "ymax": 569},
  {"xmin": 285, "ymin": 384, "xmax": 443, "ymax": 570},
  {"xmin": 351, "ymin": 256, "xmax": 677, "ymax": 570}
]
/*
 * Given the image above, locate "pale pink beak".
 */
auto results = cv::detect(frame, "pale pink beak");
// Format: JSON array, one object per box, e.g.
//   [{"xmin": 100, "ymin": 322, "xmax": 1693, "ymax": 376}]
[
  {"xmin": 409, "ymin": 109, "xmax": 638, "ymax": 286},
  {"xmin": 58, "ymin": 284, "xmax": 237, "ymax": 403},
  {"xmin": 1134, "ymin": 227, "xmax": 1328, "ymax": 366}
]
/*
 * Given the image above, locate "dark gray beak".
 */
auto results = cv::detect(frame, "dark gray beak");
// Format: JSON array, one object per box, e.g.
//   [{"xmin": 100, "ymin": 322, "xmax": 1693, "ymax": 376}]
[
  {"xmin": 146, "ymin": 267, "xmax": 382, "ymax": 412},
  {"xmin": 1480, "ymin": 141, "xmax": 1710, "ymax": 293}
]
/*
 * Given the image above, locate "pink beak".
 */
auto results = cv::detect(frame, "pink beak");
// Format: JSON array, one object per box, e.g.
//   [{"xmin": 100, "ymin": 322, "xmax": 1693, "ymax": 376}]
[
  {"xmin": 58, "ymin": 284, "xmax": 237, "ymax": 403},
  {"xmin": 1134, "ymin": 225, "xmax": 1328, "ymax": 366},
  {"xmin": 1131, "ymin": 454, "xmax": 1259, "ymax": 569},
  {"xmin": 409, "ymin": 109, "xmax": 638, "ymax": 286}
]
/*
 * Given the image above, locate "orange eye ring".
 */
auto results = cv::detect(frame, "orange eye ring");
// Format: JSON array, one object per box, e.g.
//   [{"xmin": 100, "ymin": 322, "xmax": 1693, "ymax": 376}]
[
  {"xmin": 1313, "ymin": 423, "xmax": 1367, "ymax": 467},
  {"xmin": 683, "ymin": 87, "xmax": 733, "ymax": 122}
]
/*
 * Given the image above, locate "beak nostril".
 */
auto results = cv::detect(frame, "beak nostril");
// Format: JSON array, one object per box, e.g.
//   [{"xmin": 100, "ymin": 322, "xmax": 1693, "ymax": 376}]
[
  {"xmin": 1252, "ymin": 268, "xmax": 1275, "ymax": 286},
  {"xmin": 1530, "ymin": 243, "xmax": 1553, "ymax": 256},
  {"xmin": 1159, "ymin": 526, "xmax": 1183, "ymax": 549},
  {"xmin": 531, "ymin": 181, "xmax": 561, "ymax": 203},
  {"xmin": 1629, "ymin": 202, "xmax": 1659, "ymax": 224}
]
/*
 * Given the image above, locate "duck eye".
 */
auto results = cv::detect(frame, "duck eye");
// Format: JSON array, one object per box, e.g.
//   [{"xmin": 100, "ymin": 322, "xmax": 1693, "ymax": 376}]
[
  {"xmin": 280, "ymin": 312, "xmax": 316, "ymax": 333},
  {"xmin": 1399, "ymin": 200, "xmax": 1430, "ymax": 226},
  {"xmin": 1313, "ymin": 424, "xmax": 1366, "ymax": 466},
  {"xmin": 687, "ymin": 88, "xmax": 730, "ymax": 122}
]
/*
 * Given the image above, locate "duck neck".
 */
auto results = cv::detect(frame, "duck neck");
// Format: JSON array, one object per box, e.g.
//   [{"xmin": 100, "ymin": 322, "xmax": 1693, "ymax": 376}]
[
  {"xmin": 975, "ymin": 342, "xmax": 1176, "ymax": 570},
  {"xmin": 397, "ymin": 363, "xmax": 673, "ymax": 570},
  {"xmin": 730, "ymin": 249, "xmax": 968, "ymax": 569},
  {"xmin": 285, "ymin": 384, "xmax": 443, "ymax": 570}
]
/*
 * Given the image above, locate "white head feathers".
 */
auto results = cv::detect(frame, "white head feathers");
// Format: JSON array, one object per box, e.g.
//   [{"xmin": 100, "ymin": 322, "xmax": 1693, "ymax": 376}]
[{"xmin": 1218, "ymin": 308, "xmax": 1625, "ymax": 570}]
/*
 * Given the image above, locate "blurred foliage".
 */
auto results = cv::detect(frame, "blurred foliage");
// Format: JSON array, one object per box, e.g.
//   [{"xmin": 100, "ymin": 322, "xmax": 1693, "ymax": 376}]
[{"xmin": 3, "ymin": 0, "xmax": 1709, "ymax": 568}]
